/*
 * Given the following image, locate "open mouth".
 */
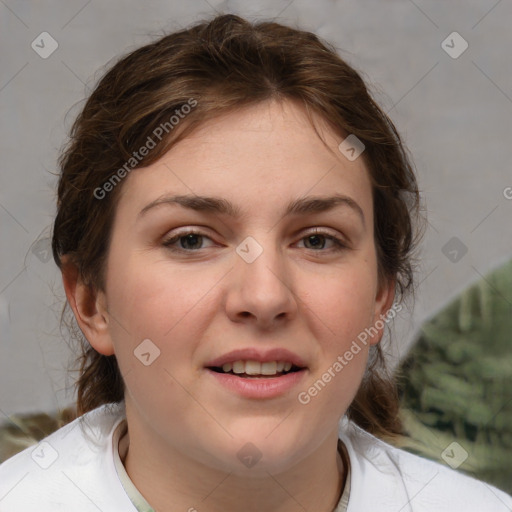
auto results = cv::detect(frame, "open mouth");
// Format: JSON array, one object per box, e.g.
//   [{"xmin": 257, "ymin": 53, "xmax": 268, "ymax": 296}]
[{"xmin": 207, "ymin": 360, "xmax": 305, "ymax": 379}]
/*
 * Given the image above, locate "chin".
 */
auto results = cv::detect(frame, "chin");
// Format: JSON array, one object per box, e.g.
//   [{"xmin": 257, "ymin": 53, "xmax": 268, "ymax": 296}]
[{"xmin": 202, "ymin": 430, "xmax": 309, "ymax": 477}]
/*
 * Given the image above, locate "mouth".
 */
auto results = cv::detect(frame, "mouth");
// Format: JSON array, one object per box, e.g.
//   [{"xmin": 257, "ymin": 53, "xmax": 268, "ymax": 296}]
[
  {"xmin": 207, "ymin": 360, "xmax": 305, "ymax": 379},
  {"xmin": 204, "ymin": 348, "xmax": 308, "ymax": 398}
]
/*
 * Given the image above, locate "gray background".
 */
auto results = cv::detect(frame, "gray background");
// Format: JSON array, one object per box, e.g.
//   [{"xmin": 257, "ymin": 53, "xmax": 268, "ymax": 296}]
[{"xmin": 1, "ymin": 0, "xmax": 511, "ymax": 415}]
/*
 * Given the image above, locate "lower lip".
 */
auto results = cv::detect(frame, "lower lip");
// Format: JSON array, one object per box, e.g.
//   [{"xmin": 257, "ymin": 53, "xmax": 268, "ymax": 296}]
[{"xmin": 205, "ymin": 368, "xmax": 307, "ymax": 399}]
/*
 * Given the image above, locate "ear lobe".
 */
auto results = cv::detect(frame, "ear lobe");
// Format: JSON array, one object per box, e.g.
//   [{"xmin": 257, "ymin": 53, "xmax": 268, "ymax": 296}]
[
  {"xmin": 369, "ymin": 277, "xmax": 397, "ymax": 346},
  {"xmin": 61, "ymin": 257, "xmax": 115, "ymax": 356}
]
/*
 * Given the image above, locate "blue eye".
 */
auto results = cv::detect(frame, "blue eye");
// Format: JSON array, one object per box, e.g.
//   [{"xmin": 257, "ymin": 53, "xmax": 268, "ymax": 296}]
[
  {"xmin": 299, "ymin": 232, "xmax": 346, "ymax": 251},
  {"xmin": 162, "ymin": 229, "xmax": 347, "ymax": 254},
  {"xmin": 162, "ymin": 231, "xmax": 213, "ymax": 251}
]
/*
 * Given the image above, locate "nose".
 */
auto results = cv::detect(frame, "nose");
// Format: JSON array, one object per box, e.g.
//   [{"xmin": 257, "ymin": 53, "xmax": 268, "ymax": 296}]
[{"xmin": 224, "ymin": 237, "xmax": 298, "ymax": 330}]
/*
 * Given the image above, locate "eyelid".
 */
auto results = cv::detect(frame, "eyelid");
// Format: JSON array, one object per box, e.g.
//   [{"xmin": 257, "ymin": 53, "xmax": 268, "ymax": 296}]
[
  {"xmin": 162, "ymin": 228, "xmax": 217, "ymax": 248},
  {"xmin": 301, "ymin": 226, "xmax": 345, "ymax": 239},
  {"xmin": 162, "ymin": 226, "xmax": 349, "ymax": 253},
  {"xmin": 298, "ymin": 228, "xmax": 349, "ymax": 250}
]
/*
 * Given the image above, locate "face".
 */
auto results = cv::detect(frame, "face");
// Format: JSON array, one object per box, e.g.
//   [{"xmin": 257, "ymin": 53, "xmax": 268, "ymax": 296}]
[{"xmin": 93, "ymin": 99, "xmax": 393, "ymax": 476}]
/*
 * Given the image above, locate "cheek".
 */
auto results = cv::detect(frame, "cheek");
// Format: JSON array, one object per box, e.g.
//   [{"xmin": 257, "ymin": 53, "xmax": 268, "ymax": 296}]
[
  {"xmin": 108, "ymin": 249, "xmax": 186, "ymax": 327},
  {"xmin": 303, "ymin": 260, "xmax": 377, "ymax": 344},
  {"xmin": 103, "ymin": 253, "xmax": 219, "ymax": 413},
  {"xmin": 104, "ymin": 250, "xmax": 222, "ymax": 363},
  {"xmin": 296, "ymin": 266, "xmax": 377, "ymax": 418}
]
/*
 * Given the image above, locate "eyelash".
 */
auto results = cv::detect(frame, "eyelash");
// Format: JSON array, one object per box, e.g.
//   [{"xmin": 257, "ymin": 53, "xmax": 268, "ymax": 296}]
[{"xmin": 161, "ymin": 228, "xmax": 348, "ymax": 255}]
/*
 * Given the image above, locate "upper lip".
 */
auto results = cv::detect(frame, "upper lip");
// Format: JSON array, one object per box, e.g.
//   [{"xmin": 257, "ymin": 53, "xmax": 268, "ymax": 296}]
[{"xmin": 205, "ymin": 348, "xmax": 308, "ymax": 369}]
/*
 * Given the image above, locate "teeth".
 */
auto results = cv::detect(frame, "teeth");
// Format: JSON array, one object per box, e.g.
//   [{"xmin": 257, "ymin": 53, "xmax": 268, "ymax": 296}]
[
  {"xmin": 219, "ymin": 360, "xmax": 297, "ymax": 376},
  {"xmin": 232, "ymin": 361, "xmax": 245, "ymax": 374},
  {"xmin": 245, "ymin": 361, "xmax": 261, "ymax": 375},
  {"xmin": 261, "ymin": 361, "xmax": 277, "ymax": 375}
]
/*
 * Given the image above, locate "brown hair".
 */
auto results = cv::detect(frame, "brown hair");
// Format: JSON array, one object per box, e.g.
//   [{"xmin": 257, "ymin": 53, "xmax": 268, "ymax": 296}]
[{"xmin": 52, "ymin": 14, "xmax": 421, "ymax": 439}]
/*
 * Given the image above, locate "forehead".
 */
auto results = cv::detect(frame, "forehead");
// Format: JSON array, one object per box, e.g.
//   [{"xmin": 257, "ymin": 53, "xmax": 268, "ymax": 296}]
[{"xmin": 116, "ymin": 99, "xmax": 373, "ymax": 222}]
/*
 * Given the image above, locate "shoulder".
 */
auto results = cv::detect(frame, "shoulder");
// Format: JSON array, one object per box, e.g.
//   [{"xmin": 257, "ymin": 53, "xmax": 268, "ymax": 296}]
[
  {"xmin": 0, "ymin": 402, "xmax": 135, "ymax": 512},
  {"xmin": 341, "ymin": 419, "xmax": 512, "ymax": 512}
]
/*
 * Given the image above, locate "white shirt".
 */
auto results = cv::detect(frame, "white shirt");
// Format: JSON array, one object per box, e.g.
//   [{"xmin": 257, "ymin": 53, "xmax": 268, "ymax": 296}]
[{"xmin": 0, "ymin": 401, "xmax": 510, "ymax": 511}]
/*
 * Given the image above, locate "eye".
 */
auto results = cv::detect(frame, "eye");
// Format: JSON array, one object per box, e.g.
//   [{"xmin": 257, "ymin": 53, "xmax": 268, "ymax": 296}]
[
  {"xmin": 297, "ymin": 229, "xmax": 347, "ymax": 252},
  {"xmin": 162, "ymin": 228, "xmax": 348, "ymax": 254},
  {"xmin": 162, "ymin": 230, "xmax": 215, "ymax": 252}
]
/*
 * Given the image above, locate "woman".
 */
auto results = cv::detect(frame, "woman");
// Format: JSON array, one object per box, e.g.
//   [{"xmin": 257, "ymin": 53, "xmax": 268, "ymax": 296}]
[{"xmin": 1, "ymin": 13, "xmax": 510, "ymax": 512}]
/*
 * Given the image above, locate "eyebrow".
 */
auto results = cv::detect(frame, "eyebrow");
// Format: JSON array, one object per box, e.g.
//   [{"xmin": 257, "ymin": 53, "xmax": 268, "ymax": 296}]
[{"xmin": 138, "ymin": 193, "xmax": 365, "ymax": 226}]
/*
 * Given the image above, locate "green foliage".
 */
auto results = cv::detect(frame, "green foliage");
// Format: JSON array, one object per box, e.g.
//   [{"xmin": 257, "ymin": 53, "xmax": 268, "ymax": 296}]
[{"xmin": 398, "ymin": 258, "xmax": 512, "ymax": 494}]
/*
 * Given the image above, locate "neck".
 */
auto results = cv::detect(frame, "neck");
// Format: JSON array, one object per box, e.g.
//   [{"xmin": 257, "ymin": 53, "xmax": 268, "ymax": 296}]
[{"xmin": 121, "ymin": 419, "xmax": 346, "ymax": 512}]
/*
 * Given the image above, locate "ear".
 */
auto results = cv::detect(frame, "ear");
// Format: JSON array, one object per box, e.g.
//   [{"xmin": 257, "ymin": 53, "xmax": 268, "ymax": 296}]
[
  {"xmin": 369, "ymin": 277, "xmax": 397, "ymax": 346},
  {"xmin": 60, "ymin": 256, "xmax": 115, "ymax": 356}
]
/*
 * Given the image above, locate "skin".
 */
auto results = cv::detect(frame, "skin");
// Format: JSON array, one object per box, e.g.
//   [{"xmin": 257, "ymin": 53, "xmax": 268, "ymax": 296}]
[{"xmin": 63, "ymin": 99, "xmax": 395, "ymax": 512}]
